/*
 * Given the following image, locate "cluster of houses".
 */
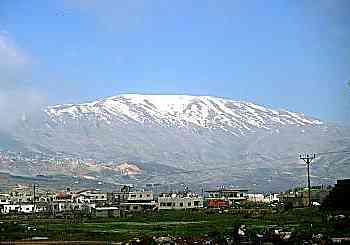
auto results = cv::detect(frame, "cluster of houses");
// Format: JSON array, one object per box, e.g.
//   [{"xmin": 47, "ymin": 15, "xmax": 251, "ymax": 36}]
[
  {"xmin": 279, "ymin": 185, "xmax": 331, "ymax": 208},
  {"xmin": 0, "ymin": 184, "xmax": 282, "ymax": 217},
  {"xmin": 0, "ymin": 182, "xmax": 340, "ymax": 217}
]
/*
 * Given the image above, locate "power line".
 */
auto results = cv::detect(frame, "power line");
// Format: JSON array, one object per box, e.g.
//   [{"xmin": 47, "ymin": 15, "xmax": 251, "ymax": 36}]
[
  {"xmin": 316, "ymin": 150, "xmax": 350, "ymax": 156},
  {"xmin": 299, "ymin": 154, "xmax": 316, "ymax": 207}
]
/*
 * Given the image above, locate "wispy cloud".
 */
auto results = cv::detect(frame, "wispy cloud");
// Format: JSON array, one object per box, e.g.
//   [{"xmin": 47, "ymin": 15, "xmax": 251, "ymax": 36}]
[
  {"xmin": 0, "ymin": 32, "xmax": 47, "ymax": 131},
  {"xmin": 0, "ymin": 31, "xmax": 30, "ymax": 86}
]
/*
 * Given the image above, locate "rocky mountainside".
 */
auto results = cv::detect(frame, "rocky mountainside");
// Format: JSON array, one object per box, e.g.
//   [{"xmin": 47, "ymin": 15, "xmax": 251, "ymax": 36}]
[
  {"xmin": 45, "ymin": 94, "xmax": 323, "ymax": 133},
  {"xmin": 1, "ymin": 94, "xmax": 349, "ymax": 191}
]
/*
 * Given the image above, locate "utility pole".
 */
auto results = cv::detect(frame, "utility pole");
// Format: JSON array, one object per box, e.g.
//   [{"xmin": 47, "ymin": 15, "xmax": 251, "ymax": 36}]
[
  {"xmin": 33, "ymin": 184, "xmax": 36, "ymax": 215},
  {"xmin": 299, "ymin": 154, "xmax": 316, "ymax": 207}
]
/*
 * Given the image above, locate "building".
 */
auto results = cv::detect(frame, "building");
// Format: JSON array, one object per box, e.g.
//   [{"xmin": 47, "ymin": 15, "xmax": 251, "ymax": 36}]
[
  {"xmin": 247, "ymin": 194, "xmax": 265, "ymax": 203},
  {"xmin": 322, "ymin": 179, "xmax": 350, "ymax": 210},
  {"xmin": 9, "ymin": 187, "xmax": 35, "ymax": 204},
  {"xmin": 206, "ymin": 199, "xmax": 229, "ymax": 209},
  {"xmin": 206, "ymin": 188, "xmax": 248, "ymax": 207},
  {"xmin": 280, "ymin": 186, "xmax": 330, "ymax": 208},
  {"xmin": 0, "ymin": 193, "xmax": 11, "ymax": 205},
  {"xmin": 247, "ymin": 193, "xmax": 280, "ymax": 203},
  {"xmin": 265, "ymin": 193, "xmax": 280, "ymax": 203},
  {"xmin": 0, "ymin": 186, "xmax": 56, "ymax": 215},
  {"xmin": 113, "ymin": 186, "xmax": 156, "ymax": 213},
  {"xmin": 77, "ymin": 189, "xmax": 108, "ymax": 207},
  {"xmin": 158, "ymin": 192, "xmax": 203, "ymax": 210},
  {"xmin": 2, "ymin": 204, "xmax": 46, "ymax": 214},
  {"xmin": 0, "ymin": 187, "xmax": 107, "ymax": 215},
  {"xmin": 93, "ymin": 207, "xmax": 120, "ymax": 218}
]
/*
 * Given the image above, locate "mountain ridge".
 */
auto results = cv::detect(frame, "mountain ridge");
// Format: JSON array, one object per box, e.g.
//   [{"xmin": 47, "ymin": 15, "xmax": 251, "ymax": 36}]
[
  {"xmin": 44, "ymin": 94, "xmax": 323, "ymax": 136},
  {"xmin": 1, "ymin": 93, "xmax": 349, "ymax": 191}
]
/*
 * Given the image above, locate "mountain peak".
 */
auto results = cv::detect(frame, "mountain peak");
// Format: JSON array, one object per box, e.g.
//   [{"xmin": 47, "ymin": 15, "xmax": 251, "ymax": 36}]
[{"xmin": 45, "ymin": 94, "xmax": 323, "ymax": 134}]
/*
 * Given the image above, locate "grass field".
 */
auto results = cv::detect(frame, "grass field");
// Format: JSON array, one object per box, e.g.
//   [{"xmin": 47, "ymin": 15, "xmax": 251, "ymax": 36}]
[{"xmin": 0, "ymin": 208, "xmax": 349, "ymax": 242}]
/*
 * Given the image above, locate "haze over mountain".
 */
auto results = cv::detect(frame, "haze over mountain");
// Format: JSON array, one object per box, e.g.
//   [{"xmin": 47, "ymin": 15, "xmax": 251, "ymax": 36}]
[{"xmin": 0, "ymin": 94, "xmax": 348, "ymax": 191}]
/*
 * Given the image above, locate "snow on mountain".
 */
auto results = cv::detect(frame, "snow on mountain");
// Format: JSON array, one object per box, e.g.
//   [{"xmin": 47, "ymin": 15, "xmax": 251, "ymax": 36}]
[
  {"xmin": 45, "ymin": 94, "xmax": 322, "ymax": 135},
  {"xmin": 3, "ymin": 94, "xmax": 349, "ymax": 192}
]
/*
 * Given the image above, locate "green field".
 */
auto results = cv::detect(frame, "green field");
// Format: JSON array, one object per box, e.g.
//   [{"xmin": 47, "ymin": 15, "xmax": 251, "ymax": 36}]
[{"xmin": 0, "ymin": 208, "xmax": 349, "ymax": 242}]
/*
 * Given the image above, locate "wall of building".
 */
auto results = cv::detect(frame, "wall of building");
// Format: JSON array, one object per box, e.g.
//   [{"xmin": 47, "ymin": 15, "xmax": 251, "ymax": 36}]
[{"xmin": 158, "ymin": 196, "xmax": 203, "ymax": 210}]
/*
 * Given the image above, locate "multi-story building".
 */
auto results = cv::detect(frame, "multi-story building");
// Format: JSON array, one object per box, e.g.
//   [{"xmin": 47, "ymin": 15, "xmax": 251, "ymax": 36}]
[
  {"xmin": 0, "ymin": 194, "xmax": 12, "ymax": 214},
  {"xmin": 247, "ymin": 193, "xmax": 279, "ymax": 203},
  {"xmin": 77, "ymin": 189, "xmax": 108, "ymax": 207},
  {"xmin": 206, "ymin": 188, "xmax": 248, "ymax": 208},
  {"xmin": 113, "ymin": 186, "xmax": 156, "ymax": 213},
  {"xmin": 158, "ymin": 192, "xmax": 203, "ymax": 210},
  {"xmin": 0, "ymin": 193, "xmax": 11, "ymax": 205},
  {"xmin": 50, "ymin": 189, "xmax": 97, "ymax": 214}
]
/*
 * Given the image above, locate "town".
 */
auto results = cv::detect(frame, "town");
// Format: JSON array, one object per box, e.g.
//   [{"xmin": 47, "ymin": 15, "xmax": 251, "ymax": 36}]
[
  {"xmin": 0, "ymin": 179, "xmax": 349, "ymax": 244},
  {"xmin": 0, "ymin": 184, "xmax": 276, "ymax": 216}
]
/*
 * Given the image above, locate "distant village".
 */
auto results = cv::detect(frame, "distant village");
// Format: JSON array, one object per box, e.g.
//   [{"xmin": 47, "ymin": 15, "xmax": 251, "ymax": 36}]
[
  {"xmin": 0, "ymin": 149, "xmax": 348, "ymax": 219},
  {"xmin": 0, "ymin": 180, "xmax": 339, "ymax": 218},
  {"xmin": 1, "ymin": 148, "xmax": 349, "ymax": 244}
]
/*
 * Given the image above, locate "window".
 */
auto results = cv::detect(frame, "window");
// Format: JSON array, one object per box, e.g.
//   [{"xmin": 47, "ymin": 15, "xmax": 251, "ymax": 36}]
[
  {"xmin": 166, "ymin": 202, "xmax": 172, "ymax": 207},
  {"xmin": 234, "ymin": 193, "xmax": 238, "ymax": 198},
  {"xmin": 240, "ymin": 193, "xmax": 244, "ymax": 197},
  {"xmin": 131, "ymin": 194, "xmax": 136, "ymax": 198},
  {"xmin": 146, "ymin": 194, "xmax": 150, "ymax": 197},
  {"xmin": 133, "ymin": 206, "xmax": 138, "ymax": 210},
  {"xmin": 139, "ymin": 194, "xmax": 142, "ymax": 198},
  {"xmin": 179, "ymin": 202, "xmax": 183, "ymax": 207},
  {"xmin": 194, "ymin": 201, "xmax": 199, "ymax": 206},
  {"xmin": 188, "ymin": 202, "xmax": 191, "ymax": 207}
]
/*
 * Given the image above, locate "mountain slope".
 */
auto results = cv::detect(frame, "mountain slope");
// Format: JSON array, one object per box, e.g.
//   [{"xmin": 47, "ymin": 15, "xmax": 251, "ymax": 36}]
[
  {"xmin": 45, "ymin": 94, "xmax": 322, "ymax": 135},
  {"xmin": 3, "ymin": 94, "xmax": 350, "ymax": 191}
]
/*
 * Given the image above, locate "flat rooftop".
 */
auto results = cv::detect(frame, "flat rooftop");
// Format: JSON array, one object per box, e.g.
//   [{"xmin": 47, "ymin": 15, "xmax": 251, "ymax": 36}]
[{"xmin": 206, "ymin": 189, "xmax": 248, "ymax": 192}]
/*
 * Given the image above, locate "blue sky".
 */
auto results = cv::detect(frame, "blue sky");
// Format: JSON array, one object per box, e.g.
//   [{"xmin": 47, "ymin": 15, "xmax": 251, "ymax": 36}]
[{"xmin": 0, "ymin": 0, "xmax": 349, "ymax": 122}]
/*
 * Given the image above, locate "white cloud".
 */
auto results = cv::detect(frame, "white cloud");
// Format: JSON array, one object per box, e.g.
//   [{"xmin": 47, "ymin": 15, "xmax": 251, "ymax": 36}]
[
  {"xmin": 0, "ymin": 34, "xmax": 27, "ymax": 65},
  {"xmin": 0, "ymin": 32, "xmax": 31, "ymax": 86},
  {"xmin": 0, "ymin": 32, "xmax": 47, "ymax": 131}
]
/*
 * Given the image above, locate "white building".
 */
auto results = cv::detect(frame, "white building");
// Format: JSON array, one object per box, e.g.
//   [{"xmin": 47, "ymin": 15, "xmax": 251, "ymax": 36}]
[
  {"xmin": 77, "ymin": 190, "xmax": 108, "ymax": 204},
  {"xmin": 119, "ymin": 191, "xmax": 156, "ymax": 212},
  {"xmin": 0, "ymin": 194, "xmax": 11, "ymax": 205},
  {"xmin": 158, "ymin": 192, "xmax": 203, "ymax": 210},
  {"xmin": 264, "ymin": 193, "xmax": 280, "ymax": 203},
  {"xmin": 126, "ymin": 191, "xmax": 153, "ymax": 202},
  {"xmin": 52, "ymin": 190, "xmax": 97, "ymax": 213},
  {"xmin": 247, "ymin": 194, "xmax": 265, "ymax": 202},
  {"xmin": 247, "ymin": 193, "xmax": 280, "ymax": 203},
  {"xmin": 206, "ymin": 188, "xmax": 248, "ymax": 206},
  {"xmin": 2, "ymin": 204, "xmax": 45, "ymax": 214}
]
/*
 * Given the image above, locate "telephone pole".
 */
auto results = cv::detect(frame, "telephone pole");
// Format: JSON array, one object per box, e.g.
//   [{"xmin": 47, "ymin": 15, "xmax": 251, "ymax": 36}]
[
  {"xmin": 299, "ymin": 154, "xmax": 316, "ymax": 207},
  {"xmin": 33, "ymin": 183, "xmax": 38, "ymax": 215}
]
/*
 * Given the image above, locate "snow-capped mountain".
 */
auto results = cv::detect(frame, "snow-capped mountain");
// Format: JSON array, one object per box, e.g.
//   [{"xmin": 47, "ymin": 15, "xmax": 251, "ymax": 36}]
[
  {"xmin": 2, "ymin": 94, "xmax": 350, "ymax": 191},
  {"xmin": 45, "ymin": 94, "xmax": 322, "ymax": 135}
]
